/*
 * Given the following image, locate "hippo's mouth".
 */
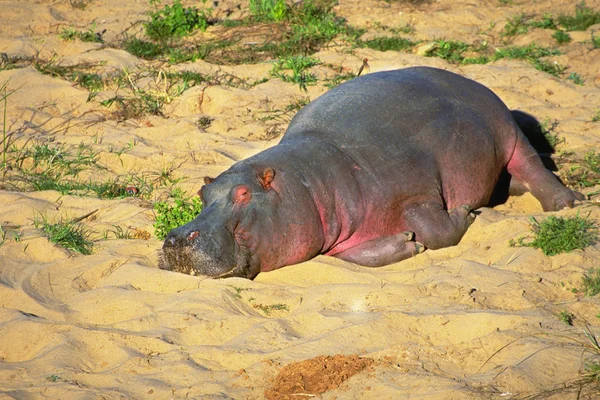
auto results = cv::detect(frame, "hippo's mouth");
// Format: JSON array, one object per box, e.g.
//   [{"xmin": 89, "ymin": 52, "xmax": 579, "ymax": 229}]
[{"xmin": 158, "ymin": 235, "xmax": 254, "ymax": 279}]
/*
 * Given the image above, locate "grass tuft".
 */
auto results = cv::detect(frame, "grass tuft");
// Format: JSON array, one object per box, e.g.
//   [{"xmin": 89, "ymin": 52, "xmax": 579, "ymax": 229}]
[
  {"xmin": 145, "ymin": 0, "xmax": 212, "ymax": 41},
  {"xmin": 557, "ymin": 2, "xmax": 600, "ymax": 32},
  {"xmin": 153, "ymin": 188, "xmax": 203, "ymax": 240},
  {"xmin": 34, "ymin": 215, "xmax": 94, "ymax": 255},
  {"xmin": 271, "ymin": 55, "xmax": 320, "ymax": 91},
  {"xmin": 509, "ymin": 215, "xmax": 598, "ymax": 256}
]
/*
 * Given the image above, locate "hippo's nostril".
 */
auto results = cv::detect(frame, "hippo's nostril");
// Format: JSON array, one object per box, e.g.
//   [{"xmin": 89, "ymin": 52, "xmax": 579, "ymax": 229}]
[{"xmin": 187, "ymin": 231, "xmax": 199, "ymax": 241}]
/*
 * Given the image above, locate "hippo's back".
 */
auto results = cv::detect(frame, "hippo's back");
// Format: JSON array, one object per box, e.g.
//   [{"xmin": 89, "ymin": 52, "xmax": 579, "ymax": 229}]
[{"xmin": 283, "ymin": 66, "xmax": 520, "ymax": 209}]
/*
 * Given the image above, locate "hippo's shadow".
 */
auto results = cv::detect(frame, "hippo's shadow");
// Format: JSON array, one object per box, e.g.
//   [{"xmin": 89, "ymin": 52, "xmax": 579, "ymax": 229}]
[{"xmin": 488, "ymin": 110, "xmax": 560, "ymax": 207}]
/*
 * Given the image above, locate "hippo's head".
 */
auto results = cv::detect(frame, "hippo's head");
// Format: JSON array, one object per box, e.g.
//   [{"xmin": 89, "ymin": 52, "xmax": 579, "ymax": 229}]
[{"xmin": 160, "ymin": 167, "xmax": 300, "ymax": 279}]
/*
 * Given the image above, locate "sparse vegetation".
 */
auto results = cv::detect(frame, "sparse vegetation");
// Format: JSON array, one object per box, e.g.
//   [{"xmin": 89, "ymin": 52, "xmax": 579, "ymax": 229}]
[
  {"xmin": 509, "ymin": 215, "xmax": 598, "ymax": 256},
  {"xmin": 567, "ymin": 72, "xmax": 585, "ymax": 86},
  {"xmin": 557, "ymin": 2, "xmax": 600, "ymax": 32},
  {"xmin": 34, "ymin": 214, "xmax": 94, "ymax": 255},
  {"xmin": 59, "ymin": 24, "xmax": 105, "ymax": 43},
  {"xmin": 357, "ymin": 36, "xmax": 414, "ymax": 52},
  {"xmin": 563, "ymin": 151, "xmax": 600, "ymax": 189},
  {"xmin": 144, "ymin": 0, "xmax": 212, "ymax": 41},
  {"xmin": 558, "ymin": 310, "xmax": 575, "ymax": 325},
  {"xmin": 581, "ymin": 268, "xmax": 600, "ymax": 297},
  {"xmin": 153, "ymin": 188, "xmax": 203, "ymax": 240},
  {"xmin": 552, "ymin": 30, "xmax": 572, "ymax": 45},
  {"xmin": 271, "ymin": 55, "xmax": 320, "ymax": 91}
]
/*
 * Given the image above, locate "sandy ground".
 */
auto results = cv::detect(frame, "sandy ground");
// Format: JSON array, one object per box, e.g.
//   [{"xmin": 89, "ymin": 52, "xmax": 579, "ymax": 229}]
[{"xmin": 1, "ymin": 0, "xmax": 600, "ymax": 398}]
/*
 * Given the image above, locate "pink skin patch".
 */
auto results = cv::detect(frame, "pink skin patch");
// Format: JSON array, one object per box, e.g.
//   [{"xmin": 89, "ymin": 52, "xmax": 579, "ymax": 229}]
[{"xmin": 187, "ymin": 231, "xmax": 199, "ymax": 241}]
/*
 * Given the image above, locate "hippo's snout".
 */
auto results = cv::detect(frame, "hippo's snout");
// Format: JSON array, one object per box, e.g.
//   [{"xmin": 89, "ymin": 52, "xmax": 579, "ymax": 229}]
[{"xmin": 160, "ymin": 225, "xmax": 238, "ymax": 277}]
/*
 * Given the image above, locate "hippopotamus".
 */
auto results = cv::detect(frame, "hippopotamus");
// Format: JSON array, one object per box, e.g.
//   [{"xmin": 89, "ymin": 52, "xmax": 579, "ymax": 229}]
[{"xmin": 160, "ymin": 66, "xmax": 581, "ymax": 279}]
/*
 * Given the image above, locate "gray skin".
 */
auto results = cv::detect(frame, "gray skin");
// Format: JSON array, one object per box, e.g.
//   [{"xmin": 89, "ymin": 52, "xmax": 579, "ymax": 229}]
[{"xmin": 160, "ymin": 66, "xmax": 582, "ymax": 279}]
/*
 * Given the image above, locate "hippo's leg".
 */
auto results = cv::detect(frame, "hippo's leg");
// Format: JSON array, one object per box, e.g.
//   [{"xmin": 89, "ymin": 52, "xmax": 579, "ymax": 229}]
[
  {"xmin": 334, "ymin": 231, "xmax": 424, "ymax": 267},
  {"xmin": 507, "ymin": 132, "xmax": 582, "ymax": 211},
  {"xmin": 403, "ymin": 202, "xmax": 476, "ymax": 250}
]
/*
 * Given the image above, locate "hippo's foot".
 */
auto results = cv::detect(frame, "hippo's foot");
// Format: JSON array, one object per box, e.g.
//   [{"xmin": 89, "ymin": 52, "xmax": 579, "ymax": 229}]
[
  {"xmin": 404, "ymin": 202, "xmax": 476, "ymax": 250},
  {"xmin": 333, "ymin": 231, "xmax": 424, "ymax": 267}
]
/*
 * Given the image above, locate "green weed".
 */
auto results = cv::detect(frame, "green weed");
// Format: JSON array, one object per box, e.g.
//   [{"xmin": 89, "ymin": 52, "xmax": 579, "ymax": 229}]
[
  {"xmin": 153, "ymin": 188, "xmax": 203, "ymax": 240},
  {"xmin": 34, "ymin": 60, "xmax": 104, "ymax": 92},
  {"xmin": 145, "ymin": 0, "xmax": 212, "ymax": 41},
  {"xmin": 271, "ymin": 55, "xmax": 320, "ymax": 91},
  {"xmin": 592, "ymin": 110, "xmax": 600, "ymax": 122},
  {"xmin": 581, "ymin": 268, "xmax": 600, "ymax": 296},
  {"xmin": 357, "ymin": 36, "xmax": 415, "ymax": 52},
  {"xmin": 552, "ymin": 30, "xmax": 572, "ymax": 45},
  {"xmin": 563, "ymin": 151, "xmax": 600, "ymax": 188},
  {"xmin": 509, "ymin": 215, "xmax": 598, "ymax": 256},
  {"xmin": 558, "ymin": 310, "xmax": 575, "ymax": 325},
  {"xmin": 503, "ymin": 13, "xmax": 530, "ymax": 37},
  {"xmin": 567, "ymin": 72, "xmax": 585, "ymax": 85},
  {"xmin": 59, "ymin": 24, "xmax": 105, "ymax": 43},
  {"xmin": 557, "ymin": 2, "xmax": 600, "ymax": 31},
  {"xmin": 249, "ymin": 0, "xmax": 288, "ymax": 22},
  {"xmin": 250, "ymin": 300, "xmax": 289, "ymax": 315},
  {"xmin": 122, "ymin": 38, "xmax": 165, "ymax": 60},
  {"xmin": 34, "ymin": 214, "xmax": 94, "ymax": 255},
  {"xmin": 529, "ymin": 13, "xmax": 557, "ymax": 29},
  {"xmin": 429, "ymin": 39, "xmax": 470, "ymax": 63}
]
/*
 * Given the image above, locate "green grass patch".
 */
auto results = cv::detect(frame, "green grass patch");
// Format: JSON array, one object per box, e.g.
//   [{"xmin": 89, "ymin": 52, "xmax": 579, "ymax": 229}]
[
  {"xmin": 558, "ymin": 310, "xmax": 575, "ymax": 325},
  {"xmin": 34, "ymin": 214, "xmax": 94, "ymax": 255},
  {"xmin": 552, "ymin": 30, "xmax": 572, "ymax": 45},
  {"xmin": 145, "ymin": 0, "xmax": 212, "ymax": 41},
  {"xmin": 563, "ymin": 151, "xmax": 600, "ymax": 189},
  {"xmin": 581, "ymin": 268, "xmax": 600, "ymax": 296},
  {"xmin": 356, "ymin": 36, "xmax": 415, "ymax": 52},
  {"xmin": 249, "ymin": 0, "xmax": 288, "ymax": 22},
  {"xmin": 510, "ymin": 215, "xmax": 598, "ymax": 256},
  {"xmin": 34, "ymin": 60, "xmax": 104, "ymax": 93},
  {"xmin": 557, "ymin": 2, "xmax": 600, "ymax": 31},
  {"xmin": 153, "ymin": 188, "xmax": 203, "ymax": 240},
  {"xmin": 592, "ymin": 110, "xmax": 600, "ymax": 122},
  {"xmin": 271, "ymin": 55, "xmax": 320, "ymax": 91},
  {"xmin": 59, "ymin": 24, "xmax": 105, "ymax": 43},
  {"xmin": 567, "ymin": 72, "xmax": 585, "ymax": 85}
]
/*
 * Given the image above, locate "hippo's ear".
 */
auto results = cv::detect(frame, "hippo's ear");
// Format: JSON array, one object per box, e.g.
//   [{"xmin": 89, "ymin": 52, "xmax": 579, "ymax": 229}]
[
  {"xmin": 204, "ymin": 176, "xmax": 215, "ymax": 185},
  {"xmin": 258, "ymin": 168, "xmax": 275, "ymax": 190}
]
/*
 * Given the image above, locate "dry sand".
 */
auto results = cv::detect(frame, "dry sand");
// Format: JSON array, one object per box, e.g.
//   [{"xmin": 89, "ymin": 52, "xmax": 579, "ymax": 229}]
[{"xmin": 1, "ymin": 0, "xmax": 600, "ymax": 398}]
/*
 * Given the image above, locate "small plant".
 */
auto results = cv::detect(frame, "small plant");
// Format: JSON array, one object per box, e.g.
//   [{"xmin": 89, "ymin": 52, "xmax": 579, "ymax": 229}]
[
  {"xmin": 59, "ymin": 24, "xmax": 105, "ymax": 43},
  {"xmin": 250, "ymin": 301, "xmax": 290, "ymax": 315},
  {"xmin": 552, "ymin": 30, "xmax": 572, "ymax": 45},
  {"xmin": 145, "ymin": 0, "xmax": 212, "ymax": 41},
  {"xmin": 558, "ymin": 310, "xmax": 575, "ymax": 325},
  {"xmin": 563, "ymin": 151, "xmax": 600, "ymax": 188},
  {"xmin": 153, "ymin": 188, "xmax": 203, "ymax": 240},
  {"xmin": 429, "ymin": 39, "xmax": 470, "ymax": 63},
  {"xmin": 557, "ymin": 2, "xmax": 600, "ymax": 32},
  {"xmin": 503, "ymin": 13, "xmax": 529, "ymax": 37},
  {"xmin": 567, "ymin": 72, "xmax": 585, "ymax": 85},
  {"xmin": 581, "ymin": 268, "xmax": 600, "ymax": 296},
  {"xmin": 34, "ymin": 214, "xmax": 94, "ymax": 255},
  {"xmin": 592, "ymin": 33, "xmax": 600, "ymax": 48},
  {"xmin": 249, "ymin": 0, "xmax": 288, "ymax": 22},
  {"xmin": 509, "ymin": 215, "xmax": 598, "ymax": 256},
  {"xmin": 197, "ymin": 116, "xmax": 214, "ymax": 130},
  {"xmin": 357, "ymin": 36, "xmax": 414, "ymax": 52},
  {"xmin": 529, "ymin": 13, "xmax": 557, "ymax": 29},
  {"xmin": 592, "ymin": 110, "xmax": 600, "ymax": 122},
  {"xmin": 271, "ymin": 55, "xmax": 320, "ymax": 91}
]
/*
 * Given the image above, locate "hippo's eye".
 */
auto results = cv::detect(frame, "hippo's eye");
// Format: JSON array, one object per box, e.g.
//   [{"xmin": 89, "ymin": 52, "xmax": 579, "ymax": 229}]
[{"xmin": 232, "ymin": 185, "xmax": 252, "ymax": 205}]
